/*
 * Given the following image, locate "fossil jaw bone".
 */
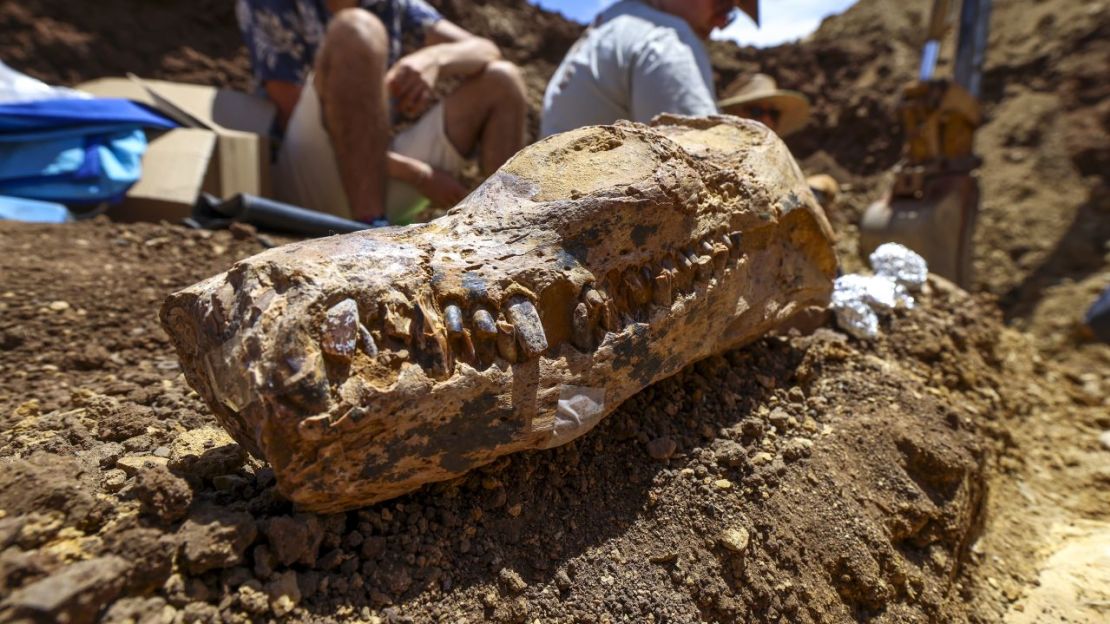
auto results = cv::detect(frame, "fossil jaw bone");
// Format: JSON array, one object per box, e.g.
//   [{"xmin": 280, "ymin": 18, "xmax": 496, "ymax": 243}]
[{"xmin": 160, "ymin": 115, "xmax": 837, "ymax": 512}]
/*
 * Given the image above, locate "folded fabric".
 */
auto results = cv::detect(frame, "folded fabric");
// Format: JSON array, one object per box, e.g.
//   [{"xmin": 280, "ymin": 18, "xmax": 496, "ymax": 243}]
[{"xmin": 0, "ymin": 129, "xmax": 147, "ymax": 204}]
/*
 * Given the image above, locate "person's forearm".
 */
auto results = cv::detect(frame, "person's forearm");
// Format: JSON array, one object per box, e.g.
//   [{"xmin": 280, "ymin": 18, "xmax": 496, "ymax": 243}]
[
  {"xmin": 413, "ymin": 38, "xmax": 501, "ymax": 79},
  {"xmin": 387, "ymin": 151, "xmax": 431, "ymax": 186}
]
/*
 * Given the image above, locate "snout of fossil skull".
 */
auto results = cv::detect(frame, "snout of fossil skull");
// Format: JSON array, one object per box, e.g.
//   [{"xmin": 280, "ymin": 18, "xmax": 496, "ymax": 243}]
[{"xmin": 502, "ymin": 127, "xmax": 658, "ymax": 203}]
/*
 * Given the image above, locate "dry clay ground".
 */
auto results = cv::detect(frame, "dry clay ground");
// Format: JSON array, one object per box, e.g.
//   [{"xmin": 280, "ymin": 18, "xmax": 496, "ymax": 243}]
[{"xmin": 0, "ymin": 0, "xmax": 1108, "ymax": 622}]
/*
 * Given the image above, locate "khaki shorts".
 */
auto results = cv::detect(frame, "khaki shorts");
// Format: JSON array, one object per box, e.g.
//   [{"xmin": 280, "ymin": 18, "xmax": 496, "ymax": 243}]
[{"xmin": 273, "ymin": 76, "xmax": 466, "ymax": 225}]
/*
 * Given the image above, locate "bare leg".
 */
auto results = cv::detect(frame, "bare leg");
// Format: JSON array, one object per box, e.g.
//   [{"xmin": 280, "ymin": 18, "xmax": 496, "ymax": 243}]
[
  {"xmin": 314, "ymin": 9, "xmax": 390, "ymax": 220},
  {"xmin": 442, "ymin": 60, "xmax": 528, "ymax": 175}
]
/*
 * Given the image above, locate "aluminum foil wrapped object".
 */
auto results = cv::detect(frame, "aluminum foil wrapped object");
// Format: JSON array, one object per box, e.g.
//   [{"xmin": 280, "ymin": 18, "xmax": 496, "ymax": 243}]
[
  {"xmin": 869, "ymin": 243, "xmax": 929, "ymax": 292},
  {"xmin": 831, "ymin": 273, "xmax": 919, "ymax": 340}
]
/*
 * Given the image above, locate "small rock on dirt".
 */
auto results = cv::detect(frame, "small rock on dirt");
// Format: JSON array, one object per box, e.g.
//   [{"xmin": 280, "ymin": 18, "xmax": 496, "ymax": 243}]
[
  {"xmin": 177, "ymin": 507, "xmax": 258, "ymax": 574},
  {"xmin": 769, "ymin": 408, "xmax": 792, "ymax": 431},
  {"xmin": 262, "ymin": 514, "xmax": 324, "ymax": 567},
  {"xmin": 180, "ymin": 601, "xmax": 220, "ymax": 624},
  {"xmin": 228, "ymin": 222, "xmax": 258, "ymax": 240},
  {"xmin": 646, "ymin": 437, "xmax": 677, "ymax": 460},
  {"xmin": 236, "ymin": 581, "xmax": 269, "ymax": 615},
  {"xmin": 783, "ymin": 437, "xmax": 815, "ymax": 462},
  {"xmin": 713, "ymin": 440, "xmax": 747, "ymax": 467},
  {"xmin": 719, "ymin": 527, "xmax": 750, "ymax": 553},
  {"xmin": 0, "ymin": 555, "xmax": 129, "ymax": 624},
  {"xmin": 266, "ymin": 570, "xmax": 301, "ymax": 616},
  {"xmin": 751, "ymin": 451, "xmax": 774, "ymax": 465},
  {"xmin": 168, "ymin": 428, "xmax": 246, "ymax": 480},
  {"xmin": 498, "ymin": 567, "xmax": 528, "ymax": 594},
  {"xmin": 1099, "ymin": 430, "xmax": 1110, "ymax": 451},
  {"xmin": 99, "ymin": 525, "xmax": 176, "ymax": 594},
  {"xmin": 134, "ymin": 463, "xmax": 193, "ymax": 523},
  {"xmin": 116, "ymin": 455, "xmax": 169, "ymax": 477}
]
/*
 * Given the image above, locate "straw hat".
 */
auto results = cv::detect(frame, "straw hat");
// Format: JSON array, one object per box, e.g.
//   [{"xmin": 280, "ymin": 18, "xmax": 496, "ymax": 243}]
[{"xmin": 718, "ymin": 73, "xmax": 811, "ymax": 136}]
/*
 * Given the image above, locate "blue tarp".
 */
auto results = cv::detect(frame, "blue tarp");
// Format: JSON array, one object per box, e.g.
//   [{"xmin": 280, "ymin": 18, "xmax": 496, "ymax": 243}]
[
  {"xmin": 0, "ymin": 98, "xmax": 175, "ymax": 136},
  {"xmin": 0, "ymin": 97, "xmax": 177, "ymax": 205},
  {"xmin": 0, "ymin": 195, "xmax": 71, "ymax": 223}
]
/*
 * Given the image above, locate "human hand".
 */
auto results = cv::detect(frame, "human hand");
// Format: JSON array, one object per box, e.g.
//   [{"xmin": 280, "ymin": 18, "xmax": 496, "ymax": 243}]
[
  {"xmin": 415, "ymin": 166, "xmax": 468, "ymax": 208},
  {"xmin": 385, "ymin": 51, "xmax": 439, "ymax": 119}
]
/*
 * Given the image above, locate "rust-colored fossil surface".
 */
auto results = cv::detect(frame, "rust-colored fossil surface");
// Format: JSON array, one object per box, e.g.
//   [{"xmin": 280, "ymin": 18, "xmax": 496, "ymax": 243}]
[{"xmin": 160, "ymin": 115, "xmax": 837, "ymax": 512}]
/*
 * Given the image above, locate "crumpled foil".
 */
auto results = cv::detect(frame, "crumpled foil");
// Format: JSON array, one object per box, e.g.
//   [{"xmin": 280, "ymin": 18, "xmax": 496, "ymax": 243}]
[
  {"xmin": 869, "ymin": 243, "xmax": 928, "ymax": 292},
  {"xmin": 831, "ymin": 272, "xmax": 918, "ymax": 340}
]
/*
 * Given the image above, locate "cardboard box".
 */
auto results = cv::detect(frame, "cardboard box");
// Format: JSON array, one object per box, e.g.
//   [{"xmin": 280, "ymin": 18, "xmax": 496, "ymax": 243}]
[
  {"xmin": 107, "ymin": 129, "xmax": 218, "ymax": 223},
  {"xmin": 77, "ymin": 76, "xmax": 276, "ymax": 222}
]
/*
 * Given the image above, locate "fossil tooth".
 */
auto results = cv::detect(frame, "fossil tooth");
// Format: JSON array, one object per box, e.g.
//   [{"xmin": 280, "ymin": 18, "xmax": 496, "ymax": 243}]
[
  {"xmin": 415, "ymin": 294, "xmax": 453, "ymax": 378},
  {"xmin": 583, "ymin": 286, "xmax": 618, "ymax": 331},
  {"xmin": 729, "ymin": 232, "xmax": 743, "ymax": 258},
  {"xmin": 457, "ymin": 332, "xmax": 477, "ymax": 363},
  {"xmin": 700, "ymin": 240, "xmax": 715, "ymax": 256},
  {"xmin": 678, "ymin": 251, "xmax": 695, "ymax": 272},
  {"xmin": 711, "ymin": 242, "xmax": 730, "ymax": 272},
  {"xmin": 321, "ymin": 299, "xmax": 359, "ymax": 362},
  {"xmin": 695, "ymin": 255, "xmax": 714, "ymax": 281},
  {"xmin": 600, "ymin": 304, "xmax": 619, "ymax": 331},
  {"xmin": 472, "ymin": 308, "xmax": 497, "ymax": 337},
  {"xmin": 597, "ymin": 297, "xmax": 619, "ymax": 332},
  {"xmin": 495, "ymin": 320, "xmax": 518, "ymax": 362},
  {"xmin": 584, "ymin": 287, "xmax": 605, "ymax": 311},
  {"xmin": 358, "ymin": 323, "xmax": 378, "ymax": 357},
  {"xmin": 444, "ymin": 303, "xmax": 464, "ymax": 336},
  {"xmin": 505, "ymin": 297, "xmax": 548, "ymax": 358},
  {"xmin": 571, "ymin": 302, "xmax": 592, "ymax": 350},
  {"xmin": 276, "ymin": 347, "xmax": 329, "ymax": 412},
  {"xmin": 623, "ymin": 268, "xmax": 650, "ymax": 306},
  {"xmin": 160, "ymin": 116, "xmax": 837, "ymax": 512},
  {"xmin": 653, "ymin": 272, "xmax": 673, "ymax": 306},
  {"xmin": 720, "ymin": 233, "xmax": 733, "ymax": 250},
  {"xmin": 381, "ymin": 293, "xmax": 412, "ymax": 340},
  {"xmin": 671, "ymin": 253, "xmax": 694, "ymax": 293}
]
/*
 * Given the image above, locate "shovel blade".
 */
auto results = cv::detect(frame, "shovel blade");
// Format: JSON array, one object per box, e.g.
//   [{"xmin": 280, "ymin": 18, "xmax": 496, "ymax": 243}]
[{"xmin": 860, "ymin": 173, "xmax": 979, "ymax": 288}]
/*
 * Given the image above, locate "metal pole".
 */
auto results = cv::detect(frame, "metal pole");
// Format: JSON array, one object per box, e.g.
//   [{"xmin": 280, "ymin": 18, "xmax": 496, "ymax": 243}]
[{"xmin": 954, "ymin": 0, "xmax": 993, "ymax": 97}]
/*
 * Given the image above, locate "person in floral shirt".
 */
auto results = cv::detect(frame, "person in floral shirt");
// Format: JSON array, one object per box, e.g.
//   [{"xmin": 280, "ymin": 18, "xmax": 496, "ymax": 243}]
[{"xmin": 236, "ymin": 0, "xmax": 527, "ymax": 224}]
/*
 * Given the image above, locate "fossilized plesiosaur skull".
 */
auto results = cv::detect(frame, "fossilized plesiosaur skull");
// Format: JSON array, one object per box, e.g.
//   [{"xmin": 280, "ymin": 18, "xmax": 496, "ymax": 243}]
[{"xmin": 161, "ymin": 116, "xmax": 837, "ymax": 512}]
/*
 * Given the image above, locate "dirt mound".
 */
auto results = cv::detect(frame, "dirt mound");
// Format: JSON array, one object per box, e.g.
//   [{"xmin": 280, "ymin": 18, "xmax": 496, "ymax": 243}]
[
  {"xmin": 0, "ymin": 0, "xmax": 1107, "ymax": 621},
  {"xmin": 2, "ymin": 218, "xmax": 1103, "ymax": 622},
  {"xmin": 0, "ymin": 218, "xmax": 1022, "ymax": 622}
]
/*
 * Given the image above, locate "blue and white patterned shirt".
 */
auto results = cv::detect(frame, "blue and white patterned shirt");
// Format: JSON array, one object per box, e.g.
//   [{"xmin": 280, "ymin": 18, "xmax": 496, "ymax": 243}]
[{"xmin": 235, "ymin": 0, "xmax": 442, "ymax": 88}]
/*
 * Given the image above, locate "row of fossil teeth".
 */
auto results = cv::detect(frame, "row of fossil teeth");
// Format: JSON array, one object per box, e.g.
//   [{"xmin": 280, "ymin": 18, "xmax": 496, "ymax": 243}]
[
  {"xmin": 315, "ymin": 230, "xmax": 742, "ymax": 374},
  {"xmin": 318, "ymin": 294, "xmax": 549, "ymax": 371},
  {"xmin": 572, "ymin": 230, "xmax": 743, "ymax": 350},
  {"xmin": 441, "ymin": 296, "xmax": 548, "ymax": 362}
]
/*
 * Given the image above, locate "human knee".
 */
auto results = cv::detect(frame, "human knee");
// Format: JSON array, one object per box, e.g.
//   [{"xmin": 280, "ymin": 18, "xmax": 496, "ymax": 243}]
[
  {"xmin": 482, "ymin": 60, "xmax": 527, "ymax": 101},
  {"xmin": 324, "ymin": 8, "xmax": 388, "ymax": 60}
]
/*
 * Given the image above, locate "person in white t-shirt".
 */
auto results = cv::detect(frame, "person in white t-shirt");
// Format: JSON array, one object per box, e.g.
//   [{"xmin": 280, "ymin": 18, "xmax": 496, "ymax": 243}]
[{"xmin": 540, "ymin": 0, "xmax": 759, "ymax": 138}]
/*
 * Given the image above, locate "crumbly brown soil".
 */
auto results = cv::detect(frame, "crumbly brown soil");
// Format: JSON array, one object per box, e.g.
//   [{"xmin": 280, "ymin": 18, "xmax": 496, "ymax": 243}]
[{"xmin": 0, "ymin": 0, "xmax": 1107, "ymax": 622}]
